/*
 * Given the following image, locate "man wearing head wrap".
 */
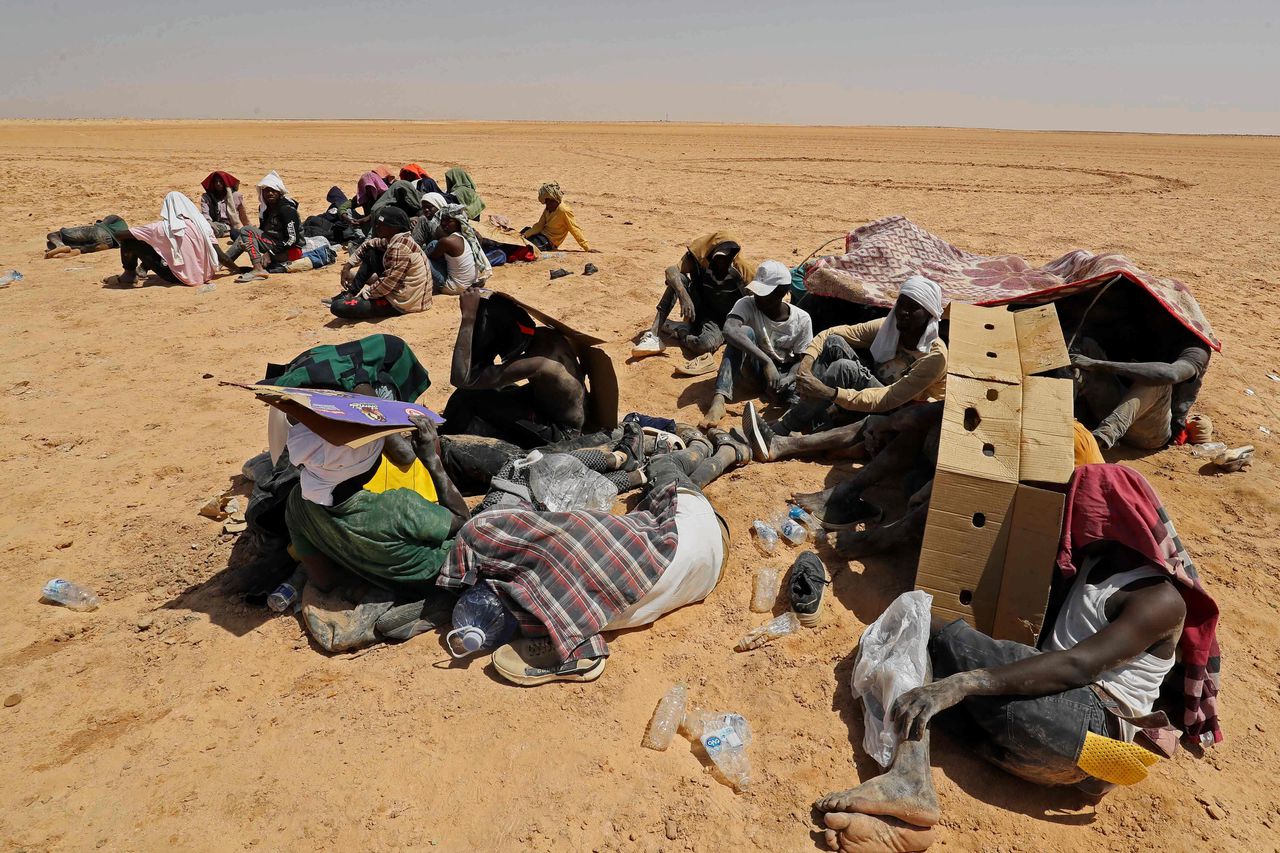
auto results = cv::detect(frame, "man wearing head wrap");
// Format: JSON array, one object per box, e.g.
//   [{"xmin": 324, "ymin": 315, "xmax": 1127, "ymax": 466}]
[
  {"xmin": 114, "ymin": 191, "xmax": 225, "ymax": 287},
  {"xmin": 225, "ymin": 171, "xmax": 305, "ymax": 281},
  {"xmin": 329, "ymin": 206, "xmax": 431, "ymax": 320},
  {"xmin": 522, "ymin": 181, "xmax": 596, "ymax": 253},
  {"xmin": 633, "ymin": 232, "xmax": 757, "ymax": 371},
  {"xmin": 425, "ymin": 203, "xmax": 492, "ymax": 295},
  {"xmin": 444, "ymin": 167, "xmax": 486, "ymax": 220},
  {"xmin": 199, "ymin": 170, "xmax": 249, "ymax": 239}
]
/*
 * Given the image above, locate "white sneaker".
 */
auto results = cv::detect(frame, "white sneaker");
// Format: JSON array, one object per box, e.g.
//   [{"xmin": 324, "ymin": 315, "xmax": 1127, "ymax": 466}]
[{"xmin": 631, "ymin": 331, "xmax": 665, "ymax": 358}]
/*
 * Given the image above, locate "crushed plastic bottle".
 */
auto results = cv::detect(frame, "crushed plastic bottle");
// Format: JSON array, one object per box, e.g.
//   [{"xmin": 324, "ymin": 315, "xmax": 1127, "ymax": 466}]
[
  {"xmin": 788, "ymin": 505, "xmax": 819, "ymax": 528},
  {"xmin": 446, "ymin": 584, "xmax": 519, "ymax": 658},
  {"xmin": 735, "ymin": 612, "xmax": 801, "ymax": 651},
  {"xmin": 751, "ymin": 520, "xmax": 779, "ymax": 555},
  {"xmin": 0, "ymin": 270, "xmax": 24, "ymax": 288},
  {"xmin": 751, "ymin": 567, "xmax": 779, "ymax": 613},
  {"xmin": 1190, "ymin": 442, "xmax": 1227, "ymax": 458},
  {"xmin": 267, "ymin": 567, "xmax": 306, "ymax": 613},
  {"xmin": 196, "ymin": 282, "xmax": 216, "ymax": 294},
  {"xmin": 642, "ymin": 683, "xmax": 689, "ymax": 751},
  {"xmin": 697, "ymin": 713, "xmax": 752, "ymax": 791},
  {"xmin": 41, "ymin": 579, "xmax": 99, "ymax": 612},
  {"xmin": 528, "ymin": 452, "xmax": 617, "ymax": 512}
]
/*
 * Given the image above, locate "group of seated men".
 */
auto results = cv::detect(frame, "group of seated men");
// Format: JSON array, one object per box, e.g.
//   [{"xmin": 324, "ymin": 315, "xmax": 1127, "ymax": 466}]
[{"xmin": 231, "ymin": 222, "xmax": 1219, "ymax": 852}]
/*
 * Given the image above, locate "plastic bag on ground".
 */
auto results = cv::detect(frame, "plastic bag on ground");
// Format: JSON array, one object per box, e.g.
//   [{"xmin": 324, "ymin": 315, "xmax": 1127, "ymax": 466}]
[
  {"xmin": 851, "ymin": 590, "xmax": 933, "ymax": 768},
  {"xmin": 527, "ymin": 452, "xmax": 616, "ymax": 512}
]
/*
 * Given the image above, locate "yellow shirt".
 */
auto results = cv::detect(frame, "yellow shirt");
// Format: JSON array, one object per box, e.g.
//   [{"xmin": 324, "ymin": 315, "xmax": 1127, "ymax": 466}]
[
  {"xmin": 525, "ymin": 203, "xmax": 590, "ymax": 251},
  {"xmin": 804, "ymin": 317, "xmax": 948, "ymax": 413}
]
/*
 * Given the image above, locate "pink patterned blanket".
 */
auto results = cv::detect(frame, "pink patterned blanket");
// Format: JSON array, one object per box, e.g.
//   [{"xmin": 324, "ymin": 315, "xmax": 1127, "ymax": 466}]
[{"xmin": 805, "ymin": 216, "xmax": 1219, "ymax": 351}]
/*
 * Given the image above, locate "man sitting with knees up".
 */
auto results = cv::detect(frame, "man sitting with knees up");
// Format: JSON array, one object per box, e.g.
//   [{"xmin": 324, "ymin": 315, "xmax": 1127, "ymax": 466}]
[
  {"xmin": 813, "ymin": 464, "xmax": 1221, "ymax": 853},
  {"xmin": 701, "ymin": 260, "xmax": 813, "ymax": 428},
  {"xmin": 330, "ymin": 207, "xmax": 431, "ymax": 320}
]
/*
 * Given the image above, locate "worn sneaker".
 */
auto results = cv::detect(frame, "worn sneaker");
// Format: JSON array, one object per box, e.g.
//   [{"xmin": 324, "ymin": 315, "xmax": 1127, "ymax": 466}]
[
  {"xmin": 612, "ymin": 420, "xmax": 647, "ymax": 471},
  {"xmin": 787, "ymin": 551, "xmax": 829, "ymax": 627},
  {"xmin": 743, "ymin": 402, "xmax": 778, "ymax": 462},
  {"xmin": 631, "ymin": 330, "xmax": 665, "ymax": 358},
  {"xmin": 491, "ymin": 637, "xmax": 608, "ymax": 686},
  {"xmin": 674, "ymin": 352, "xmax": 718, "ymax": 376}
]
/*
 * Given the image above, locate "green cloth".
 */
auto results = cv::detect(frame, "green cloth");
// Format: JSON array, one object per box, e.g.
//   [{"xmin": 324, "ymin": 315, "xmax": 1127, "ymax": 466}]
[
  {"xmin": 287, "ymin": 487, "xmax": 455, "ymax": 593},
  {"xmin": 445, "ymin": 167, "xmax": 486, "ymax": 220},
  {"xmin": 370, "ymin": 180, "xmax": 423, "ymax": 220},
  {"xmin": 262, "ymin": 334, "xmax": 430, "ymax": 402}
]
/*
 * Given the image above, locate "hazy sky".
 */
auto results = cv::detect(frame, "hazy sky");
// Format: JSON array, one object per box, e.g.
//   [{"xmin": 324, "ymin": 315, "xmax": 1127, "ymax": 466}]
[{"xmin": 3, "ymin": 0, "xmax": 1277, "ymax": 133}]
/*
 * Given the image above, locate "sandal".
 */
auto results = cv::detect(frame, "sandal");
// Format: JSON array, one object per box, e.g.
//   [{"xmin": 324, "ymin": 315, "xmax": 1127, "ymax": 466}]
[
  {"xmin": 236, "ymin": 271, "xmax": 269, "ymax": 283},
  {"xmin": 707, "ymin": 427, "xmax": 752, "ymax": 467}
]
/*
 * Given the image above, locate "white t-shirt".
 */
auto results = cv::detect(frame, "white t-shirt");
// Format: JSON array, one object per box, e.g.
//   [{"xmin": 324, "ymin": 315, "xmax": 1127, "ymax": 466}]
[{"xmin": 728, "ymin": 296, "xmax": 814, "ymax": 364}]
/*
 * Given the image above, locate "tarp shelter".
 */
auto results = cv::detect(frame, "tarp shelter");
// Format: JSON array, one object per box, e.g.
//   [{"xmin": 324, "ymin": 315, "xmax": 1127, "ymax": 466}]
[{"xmin": 804, "ymin": 215, "xmax": 1220, "ymax": 352}]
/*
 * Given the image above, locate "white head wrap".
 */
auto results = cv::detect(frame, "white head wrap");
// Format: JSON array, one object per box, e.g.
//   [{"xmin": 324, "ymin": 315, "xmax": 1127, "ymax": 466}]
[
  {"xmin": 256, "ymin": 170, "xmax": 292, "ymax": 215},
  {"xmin": 158, "ymin": 191, "xmax": 217, "ymax": 269},
  {"xmin": 421, "ymin": 192, "xmax": 447, "ymax": 211},
  {"xmin": 286, "ymin": 423, "xmax": 385, "ymax": 507},
  {"xmin": 869, "ymin": 275, "xmax": 944, "ymax": 364}
]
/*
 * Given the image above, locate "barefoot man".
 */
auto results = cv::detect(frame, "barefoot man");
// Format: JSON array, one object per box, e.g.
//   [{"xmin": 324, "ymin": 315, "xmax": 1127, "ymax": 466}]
[{"xmin": 815, "ymin": 464, "xmax": 1223, "ymax": 852}]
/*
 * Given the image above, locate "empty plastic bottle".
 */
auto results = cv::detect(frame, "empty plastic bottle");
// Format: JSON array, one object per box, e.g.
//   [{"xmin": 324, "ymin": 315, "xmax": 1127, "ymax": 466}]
[
  {"xmin": 751, "ymin": 520, "xmax": 779, "ymax": 556},
  {"xmin": 196, "ymin": 282, "xmax": 216, "ymax": 294},
  {"xmin": 642, "ymin": 683, "xmax": 689, "ymax": 751},
  {"xmin": 698, "ymin": 712, "xmax": 753, "ymax": 791},
  {"xmin": 777, "ymin": 517, "xmax": 809, "ymax": 547},
  {"xmin": 267, "ymin": 568, "xmax": 306, "ymax": 613},
  {"xmin": 751, "ymin": 567, "xmax": 779, "ymax": 612},
  {"xmin": 0, "ymin": 270, "xmax": 23, "ymax": 287},
  {"xmin": 735, "ymin": 612, "xmax": 801, "ymax": 651},
  {"xmin": 41, "ymin": 579, "xmax": 99, "ymax": 612},
  {"xmin": 788, "ymin": 505, "xmax": 819, "ymax": 528},
  {"xmin": 528, "ymin": 452, "xmax": 617, "ymax": 512},
  {"xmin": 446, "ymin": 584, "xmax": 518, "ymax": 658}
]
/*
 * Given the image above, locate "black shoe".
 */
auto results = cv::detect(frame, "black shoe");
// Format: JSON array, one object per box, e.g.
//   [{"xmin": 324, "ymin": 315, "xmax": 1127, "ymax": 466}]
[
  {"xmin": 707, "ymin": 427, "xmax": 751, "ymax": 467},
  {"xmin": 549, "ymin": 268, "xmax": 573, "ymax": 280},
  {"xmin": 788, "ymin": 551, "xmax": 829, "ymax": 627},
  {"xmin": 583, "ymin": 263, "xmax": 599, "ymax": 276},
  {"xmin": 612, "ymin": 421, "xmax": 646, "ymax": 471},
  {"xmin": 743, "ymin": 402, "xmax": 777, "ymax": 462}
]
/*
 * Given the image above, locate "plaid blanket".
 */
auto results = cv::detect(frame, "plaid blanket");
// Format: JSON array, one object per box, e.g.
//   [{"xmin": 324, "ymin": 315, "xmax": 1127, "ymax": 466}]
[
  {"xmin": 438, "ymin": 482, "xmax": 681, "ymax": 662},
  {"xmin": 1057, "ymin": 464, "xmax": 1223, "ymax": 748},
  {"xmin": 805, "ymin": 216, "xmax": 1219, "ymax": 351}
]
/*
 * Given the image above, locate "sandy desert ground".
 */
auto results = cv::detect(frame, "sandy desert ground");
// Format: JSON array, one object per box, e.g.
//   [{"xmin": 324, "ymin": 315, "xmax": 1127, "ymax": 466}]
[{"xmin": 0, "ymin": 120, "xmax": 1278, "ymax": 852}]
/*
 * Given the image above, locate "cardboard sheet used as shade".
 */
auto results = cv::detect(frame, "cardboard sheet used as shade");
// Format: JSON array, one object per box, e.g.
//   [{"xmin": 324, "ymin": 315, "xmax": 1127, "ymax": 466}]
[
  {"xmin": 225, "ymin": 383, "xmax": 442, "ymax": 448},
  {"xmin": 915, "ymin": 302, "xmax": 1074, "ymax": 643}
]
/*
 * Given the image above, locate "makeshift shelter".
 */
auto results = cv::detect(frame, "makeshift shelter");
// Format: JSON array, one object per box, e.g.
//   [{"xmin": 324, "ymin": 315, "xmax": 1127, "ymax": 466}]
[{"xmin": 804, "ymin": 216, "xmax": 1219, "ymax": 352}]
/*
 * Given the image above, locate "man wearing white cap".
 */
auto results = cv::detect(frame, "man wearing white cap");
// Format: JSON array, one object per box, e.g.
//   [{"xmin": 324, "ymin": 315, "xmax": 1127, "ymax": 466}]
[{"xmin": 700, "ymin": 259, "xmax": 813, "ymax": 428}]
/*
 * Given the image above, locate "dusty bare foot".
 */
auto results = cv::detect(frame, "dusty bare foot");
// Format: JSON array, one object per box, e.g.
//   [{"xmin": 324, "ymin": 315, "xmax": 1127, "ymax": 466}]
[
  {"xmin": 698, "ymin": 395, "xmax": 727, "ymax": 430},
  {"xmin": 814, "ymin": 757, "xmax": 940, "ymax": 827},
  {"xmin": 794, "ymin": 487, "xmax": 835, "ymax": 517},
  {"xmin": 821, "ymin": 812, "xmax": 937, "ymax": 853},
  {"xmin": 827, "ymin": 527, "xmax": 899, "ymax": 558}
]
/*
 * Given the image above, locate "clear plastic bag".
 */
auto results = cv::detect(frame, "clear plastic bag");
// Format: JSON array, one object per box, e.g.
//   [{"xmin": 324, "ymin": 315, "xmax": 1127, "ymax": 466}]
[
  {"xmin": 850, "ymin": 590, "xmax": 933, "ymax": 768},
  {"xmin": 527, "ymin": 452, "xmax": 617, "ymax": 512}
]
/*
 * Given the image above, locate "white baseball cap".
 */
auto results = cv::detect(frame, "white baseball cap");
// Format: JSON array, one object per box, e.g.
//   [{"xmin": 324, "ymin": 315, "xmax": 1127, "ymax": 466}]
[{"xmin": 746, "ymin": 259, "xmax": 792, "ymax": 296}]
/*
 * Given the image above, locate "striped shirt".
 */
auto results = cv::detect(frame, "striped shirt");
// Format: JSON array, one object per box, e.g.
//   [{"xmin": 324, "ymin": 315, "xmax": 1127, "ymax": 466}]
[{"xmin": 352, "ymin": 232, "xmax": 430, "ymax": 314}]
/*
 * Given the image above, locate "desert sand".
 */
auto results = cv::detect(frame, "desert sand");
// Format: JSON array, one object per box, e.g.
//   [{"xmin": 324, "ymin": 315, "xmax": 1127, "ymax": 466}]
[{"xmin": 0, "ymin": 120, "xmax": 1278, "ymax": 851}]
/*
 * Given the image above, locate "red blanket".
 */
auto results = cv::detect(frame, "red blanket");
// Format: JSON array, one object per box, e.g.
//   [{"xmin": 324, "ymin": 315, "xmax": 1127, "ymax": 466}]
[{"xmin": 805, "ymin": 216, "xmax": 1219, "ymax": 351}]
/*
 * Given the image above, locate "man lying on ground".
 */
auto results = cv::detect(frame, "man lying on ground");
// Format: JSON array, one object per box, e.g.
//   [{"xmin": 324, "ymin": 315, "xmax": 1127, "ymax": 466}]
[
  {"xmin": 439, "ymin": 424, "xmax": 747, "ymax": 685},
  {"xmin": 330, "ymin": 207, "xmax": 431, "ymax": 320},
  {"xmin": 199, "ymin": 170, "xmax": 249, "ymax": 240},
  {"xmin": 701, "ymin": 260, "xmax": 813, "ymax": 428},
  {"xmin": 1067, "ymin": 288, "xmax": 1211, "ymax": 450},
  {"xmin": 440, "ymin": 288, "xmax": 588, "ymax": 448},
  {"xmin": 522, "ymin": 182, "xmax": 596, "ymax": 253},
  {"xmin": 814, "ymin": 463, "xmax": 1221, "ymax": 853},
  {"xmin": 632, "ymin": 232, "xmax": 756, "ymax": 374},
  {"xmin": 46, "ymin": 214, "xmax": 131, "ymax": 257},
  {"xmin": 426, "ymin": 204, "xmax": 492, "ymax": 295},
  {"xmin": 755, "ymin": 275, "xmax": 947, "ymax": 439},
  {"xmin": 225, "ymin": 171, "xmax": 304, "ymax": 282}
]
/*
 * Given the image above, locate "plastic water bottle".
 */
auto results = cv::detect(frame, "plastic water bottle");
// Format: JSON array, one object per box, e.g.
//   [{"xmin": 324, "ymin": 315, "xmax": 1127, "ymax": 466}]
[
  {"xmin": 751, "ymin": 520, "xmax": 779, "ymax": 555},
  {"xmin": 789, "ymin": 505, "xmax": 819, "ymax": 528},
  {"xmin": 735, "ymin": 612, "xmax": 801, "ymax": 651},
  {"xmin": 0, "ymin": 270, "xmax": 23, "ymax": 287},
  {"xmin": 698, "ymin": 713, "xmax": 753, "ymax": 791},
  {"xmin": 446, "ymin": 584, "xmax": 518, "ymax": 658},
  {"xmin": 777, "ymin": 517, "xmax": 809, "ymax": 547},
  {"xmin": 267, "ymin": 568, "xmax": 306, "ymax": 613},
  {"xmin": 41, "ymin": 579, "xmax": 100, "ymax": 612},
  {"xmin": 751, "ymin": 567, "xmax": 779, "ymax": 612},
  {"xmin": 642, "ymin": 683, "xmax": 689, "ymax": 751},
  {"xmin": 528, "ymin": 452, "xmax": 616, "ymax": 512}
]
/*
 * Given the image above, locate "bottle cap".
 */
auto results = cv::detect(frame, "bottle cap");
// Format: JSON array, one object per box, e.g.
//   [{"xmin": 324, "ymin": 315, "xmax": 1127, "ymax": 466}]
[{"xmin": 445, "ymin": 627, "xmax": 485, "ymax": 658}]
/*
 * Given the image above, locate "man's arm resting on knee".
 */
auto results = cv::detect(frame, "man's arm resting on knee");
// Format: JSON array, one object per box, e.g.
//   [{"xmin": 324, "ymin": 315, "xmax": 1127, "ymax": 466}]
[
  {"xmin": 722, "ymin": 316, "xmax": 777, "ymax": 377},
  {"xmin": 892, "ymin": 582, "xmax": 1185, "ymax": 741},
  {"xmin": 1071, "ymin": 350, "xmax": 1205, "ymax": 386}
]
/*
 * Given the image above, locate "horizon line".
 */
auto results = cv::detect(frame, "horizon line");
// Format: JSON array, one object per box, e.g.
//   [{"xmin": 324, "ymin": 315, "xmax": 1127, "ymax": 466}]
[{"xmin": 1, "ymin": 117, "xmax": 1276, "ymax": 140}]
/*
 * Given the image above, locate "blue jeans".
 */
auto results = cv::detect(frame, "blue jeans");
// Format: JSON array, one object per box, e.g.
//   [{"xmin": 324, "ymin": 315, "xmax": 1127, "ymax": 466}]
[
  {"xmin": 712, "ymin": 327, "xmax": 801, "ymax": 408},
  {"xmin": 425, "ymin": 240, "xmax": 447, "ymax": 287},
  {"xmin": 780, "ymin": 335, "xmax": 883, "ymax": 432}
]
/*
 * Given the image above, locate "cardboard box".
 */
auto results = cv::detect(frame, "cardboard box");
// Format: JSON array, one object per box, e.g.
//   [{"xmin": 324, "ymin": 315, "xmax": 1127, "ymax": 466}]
[{"xmin": 915, "ymin": 303, "xmax": 1074, "ymax": 644}]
